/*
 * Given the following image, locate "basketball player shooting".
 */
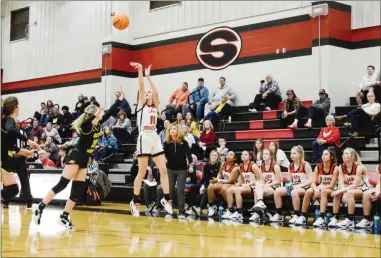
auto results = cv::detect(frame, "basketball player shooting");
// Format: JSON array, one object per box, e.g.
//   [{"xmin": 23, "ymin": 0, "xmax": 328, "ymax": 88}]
[{"xmin": 129, "ymin": 62, "xmax": 173, "ymax": 217}]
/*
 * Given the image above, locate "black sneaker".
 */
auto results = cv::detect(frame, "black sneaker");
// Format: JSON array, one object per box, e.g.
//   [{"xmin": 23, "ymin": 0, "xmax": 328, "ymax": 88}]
[
  {"xmin": 1, "ymin": 201, "xmax": 9, "ymax": 208},
  {"xmin": 26, "ymin": 201, "xmax": 33, "ymax": 209},
  {"xmin": 57, "ymin": 214, "xmax": 75, "ymax": 230}
]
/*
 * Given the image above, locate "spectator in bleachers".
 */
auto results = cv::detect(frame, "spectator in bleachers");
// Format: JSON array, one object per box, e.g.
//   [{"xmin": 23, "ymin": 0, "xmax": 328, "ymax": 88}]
[
  {"xmin": 42, "ymin": 136, "xmax": 59, "ymax": 164},
  {"xmin": 164, "ymin": 123, "xmax": 193, "ymax": 219},
  {"xmin": 73, "ymin": 94, "xmax": 85, "ymax": 118},
  {"xmin": 90, "ymin": 96, "xmax": 100, "ymax": 107},
  {"xmin": 101, "ymin": 114, "xmax": 117, "ymax": 131},
  {"xmin": 252, "ymin": 139, "xmax": 264, "ymax": 167},
  {"xmin": 93, "ymin": 127, "xmax": 118, "ymax": 161},
  {"xmin": 184, "ymin": 78, "xmax": 209, "ymax": 121},
  {"xmin": 311, "ymin": 115, "xmax": 340, "ymax": 163},
  {"xmin": 41, "ymin": 100, "xmax": 54, "ymax": 126},
  {"xmin": 331, "ymin": 148, "xmax": 371, "ymax": 228},
  {"xmin": 280, "ymin": 89, "xmax": 301, "ymax": 128},
  {"xmin": 199, "ymin": 94, "xmax": 232, "ymax": 124},
  {"xmin": 31, "ymin": 119, "xmax": 44, "ymax": 140},
  {"xmin": 115, "ymin": 89, "xmax": 132, "ymax": 118},
  {"xmin": 204, "ymin": 77, "xmax": 235, "ymax": 114},
  {"xmin": 358, "ymin": 164, "xmax": 380, "ymax": 228},
  {"xmin": 163, "ymin": 82, "xmax": 191, "ymax": 120},
  {"xmin": 36, "ymin": 150, "xmax": 55, "ymax": 168},
  {"xmin": 42, "ymin": 122, "xmax": 62, "ymax": 144},
  {"xmin": 289, "ymin": 89, "xmax": 330, "ymax": 129},
  {"xmin": 271, "ymin": 146, "xmax": 313, "ymax": 223},
  {"xmin": 182, "ymin": 124, "xmax": 196, "ymax": 148},
  {"xmin": 249, "ymin": 75, "xmax": 282, "ymax": 112},
  {"xmin": 198, "ymin": 120, "xmax": 217, "ymax": 159},
  {"xmin": 60, "ymin": 131, "xmax": 79, "ymax": 149},
  {"xmin": 112, "ymin": 111, "xmax": 132, "ymax": 143},
  {"xmin": 335, "ymin": 92, "xmax": 381, "ymax": 137},
  {"xmin": 60, "ymin": 106, "xmax": 74, "ymax": 138},
  {"xmin": 79, "ymin": 96, "xmax": 91, "ymax": 115},
  {"xmin": 55, "ymin": 145, "xmax": 67, "ymax": 168},
  {"xmin": 159, "ymin": 120, "xmax": 171, "ymax": 145},
  {"xmin": 185, "ymin": 112, "xmax": 200, "ymax": 141},
  {"xmin": 269, "ymin": 141, "xmax": 290, "ymax": 171},
  {"xmin": 216, "ymin": 138, "xmax": 229, "ymax": 162},
  {"xmin": 48, "ymin": 106, "xmax": 64, "ymax": 129},
  {"xmin": 174, "ymin": 112, "xmax": 184, "ymax": 125},
  {"xmin": 35, "ymin": 102, "xmax": 47, "ymax": 126},
  {"xmin": 356, "ymin": 65, "xmax": 379, "ymax": 105}
]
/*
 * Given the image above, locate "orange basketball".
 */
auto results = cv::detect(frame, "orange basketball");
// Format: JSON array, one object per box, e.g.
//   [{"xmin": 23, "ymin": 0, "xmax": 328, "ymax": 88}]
[{"xmin": 112, "ymin": 14, "xmax": 129, "ymax": 30}]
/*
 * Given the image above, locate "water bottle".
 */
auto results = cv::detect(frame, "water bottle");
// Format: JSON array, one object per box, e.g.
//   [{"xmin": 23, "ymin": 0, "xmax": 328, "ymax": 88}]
[
  {"xmin": 218, "ymin": 205, "xmax": 224, "ymax": 221},
  {"xmin": 314, "ymin": 208, "xmax": 320, "ymax": 221},
  {"xmin": 326, "ymin": 212, "xmax": 332, "ymax": 225},
  {"xmin": 285, "ymin": 181, "xmax": 292, "ymax": 196},
  {"xmin": 228, "ymin": 116, "xmax": 232, "ymax": 123},
  {"xmin": 374, "ymin": 213, "xmax": 380, "ymax": 232}
]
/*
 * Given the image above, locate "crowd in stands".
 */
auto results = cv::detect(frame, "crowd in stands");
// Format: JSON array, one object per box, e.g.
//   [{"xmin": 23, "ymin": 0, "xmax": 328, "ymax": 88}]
[{"xmin": 25, "ymin": 65, "xmax": 381, "ymax": 227}]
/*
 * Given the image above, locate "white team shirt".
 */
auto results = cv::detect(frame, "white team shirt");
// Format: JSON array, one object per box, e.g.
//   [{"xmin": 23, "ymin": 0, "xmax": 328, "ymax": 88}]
[{"xmin": 137, "ymin": 104, "xmax": 158, "ymax": 134}]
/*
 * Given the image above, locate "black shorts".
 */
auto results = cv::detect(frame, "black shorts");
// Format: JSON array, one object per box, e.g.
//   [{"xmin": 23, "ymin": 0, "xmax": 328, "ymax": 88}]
[
  {"xmin": 1, "ymin": 157, "xmax": 18, "ymax": 174},
  {"xmin": 66, "ymin": 149, "xmax": 89, "ymax": 169}
]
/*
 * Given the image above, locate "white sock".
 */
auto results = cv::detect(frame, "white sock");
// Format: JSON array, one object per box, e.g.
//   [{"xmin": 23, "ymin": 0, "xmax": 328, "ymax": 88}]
[
  {"xmin": 307, "ymin": 119, "xmax": 312, "ymax": 124},
  {"xmin": 293, "ymin": 119, "xmax": 298, "ymax": 125}
]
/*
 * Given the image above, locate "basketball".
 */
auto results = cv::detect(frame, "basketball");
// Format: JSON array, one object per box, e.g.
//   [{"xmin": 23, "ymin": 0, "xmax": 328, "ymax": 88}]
[{"xmin": 112, "ymin": 14, "xmax": 129, "ymax": 30}]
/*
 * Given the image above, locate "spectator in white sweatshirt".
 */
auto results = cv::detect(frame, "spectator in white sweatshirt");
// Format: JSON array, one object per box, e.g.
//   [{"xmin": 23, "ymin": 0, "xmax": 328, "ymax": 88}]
[
  {"xmin": 41, "ymin": 122, "xmax": 62, "ymax": 144},
  {"xmin": 204, "ymin": 77, "xmax": 235, "ymax": 114},
  {"xmin": 356, "ymin": 65, "xmax": 378, "ymax": 105},
  {"xmin": 336, "ymin": 92, "xmax": 381, "ymax": 137}
]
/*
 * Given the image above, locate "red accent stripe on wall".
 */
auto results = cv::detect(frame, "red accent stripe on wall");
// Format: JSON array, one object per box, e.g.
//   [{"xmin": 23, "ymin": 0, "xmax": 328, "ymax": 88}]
[
  {"xmin": 236, "ymin": 129, "xmax": 293, "ymax": 140},
  {"xmin": 2, "ymin": 69, "xmax": 102, "ymax": 91},
  {"xmin": 351, "ymin": 26, "xmax": 381, "ymax": 42}
]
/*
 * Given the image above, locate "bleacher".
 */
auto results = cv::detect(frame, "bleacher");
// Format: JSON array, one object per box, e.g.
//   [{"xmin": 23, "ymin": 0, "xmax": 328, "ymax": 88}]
[{"xmin": 94, "ymin": 95, "xmax": 380, "ymax": 208}]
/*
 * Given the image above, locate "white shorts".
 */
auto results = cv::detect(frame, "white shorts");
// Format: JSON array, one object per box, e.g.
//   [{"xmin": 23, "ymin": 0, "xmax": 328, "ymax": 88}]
[{"xmin": 136, "ymin": 133, "xmax": 164, "ymax": 157}]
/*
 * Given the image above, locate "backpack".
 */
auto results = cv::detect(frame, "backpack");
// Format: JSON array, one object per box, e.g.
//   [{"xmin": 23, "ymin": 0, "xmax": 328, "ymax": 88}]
[
  {"xmin": 88, "ymin": 171, "xmax": 112, "ymax": 200},
  {"xmin": 86, "ymin": 179, "xmax": 101, "ymax": 206}
]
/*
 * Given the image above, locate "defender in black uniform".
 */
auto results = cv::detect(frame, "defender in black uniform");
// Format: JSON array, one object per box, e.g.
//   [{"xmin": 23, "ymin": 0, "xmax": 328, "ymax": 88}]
[
  {"xmin": 1, "ymin": 97, "xmax": 40, "ymax": 203},
  {"xmin": 32, "ymin": 104, "xmax": 111, "ymax": 229}
]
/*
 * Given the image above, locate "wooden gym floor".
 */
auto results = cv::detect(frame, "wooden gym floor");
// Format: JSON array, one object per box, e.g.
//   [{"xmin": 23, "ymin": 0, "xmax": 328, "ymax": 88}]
[{"xmin": 1, "ymin": 203, "xmax": 380, "ymax": 257}]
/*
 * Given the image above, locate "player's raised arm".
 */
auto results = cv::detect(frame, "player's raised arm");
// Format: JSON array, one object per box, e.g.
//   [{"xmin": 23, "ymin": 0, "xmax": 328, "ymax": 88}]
[
  {"xmin": 145, "ymin": 65, "xmax": 160, "ymax": 108},
  {"xmin": 130, "ymin": 62, "xmax": 145, "ymax": 108}
]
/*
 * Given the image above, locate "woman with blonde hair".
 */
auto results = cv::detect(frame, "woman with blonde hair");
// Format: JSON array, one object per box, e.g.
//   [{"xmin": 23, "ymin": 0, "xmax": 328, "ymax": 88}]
[
  {"xmin": 271, "ymin": 145, "xmax": 313, "ymax": 223},
  {"xmin": 164, "ymin": 123, "xmax": 193, "ymax": 219},
  {"xmin": 330, "ymin": 148, "xmax": 370, "ymax": 228},
  {"xmin": 33, "ymin": 104, "xmax": 113, "ymax": 229}
]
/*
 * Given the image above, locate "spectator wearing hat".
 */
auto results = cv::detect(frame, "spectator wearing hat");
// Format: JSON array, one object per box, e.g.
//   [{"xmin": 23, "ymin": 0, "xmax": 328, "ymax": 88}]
[
  {"xmin": 280, "ymin": 89, "xmax": 302, "ymax": 128},
  {"xmin": 204, "ymin": 77, "xmax": 235, "ymax": 114},
  {"xmin": 249, "ymin": 75, "xmax": 282, "ymax": 112},
  {"xmin": 184, "ymin": 78, "xmax": 209, "ymax": 121},
  {"xmin": 311, "ymin": 115, "xmax": 340, "ymax": 163},
  {"xmin": 288, "ymin": 89, "xmax": 331, "ymax": 129},
  {"xmin": 163, "ymin": 82, "xmax": 191, "ymax": 120}
]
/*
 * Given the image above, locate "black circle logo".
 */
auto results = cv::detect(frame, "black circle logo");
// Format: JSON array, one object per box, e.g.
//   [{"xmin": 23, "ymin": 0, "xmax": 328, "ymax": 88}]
[{"xmin": 196, "ymin": 27, "xmax": 242, "ymax": 70}]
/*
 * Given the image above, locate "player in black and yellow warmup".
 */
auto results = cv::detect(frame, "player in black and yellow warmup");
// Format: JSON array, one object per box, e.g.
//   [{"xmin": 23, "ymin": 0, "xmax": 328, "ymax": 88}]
[
  {"xmin": 32, "ymin": 104, "xmax": 112, "ymax": 230},
  {"xmin": 1, "ymin": 97, "xmax": 40, "ymax": 203}
]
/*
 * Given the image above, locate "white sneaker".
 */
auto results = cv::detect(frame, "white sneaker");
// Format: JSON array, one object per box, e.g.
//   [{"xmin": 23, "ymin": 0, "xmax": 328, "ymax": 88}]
[
  {"xmin": 356, "ymin": 218, "xmax": 373, "ymax": 229},
  {"xmin": 248, "ymin": 108, "xmax": 257, "ymax": 113},
  {"xmin": 295, "ymin": 215, "xmax": 306, "ymax": 225},
  {"xmin": 185, "ymin": 209, "xmax": 195, "ymax": 215},
  {"xmin": 192, "ymin": 206, "xmax": 201, "ymax": 217},
  {"xmin": 328, "ymin": 217, "xmax": 338, "ymax": 227},
  {"xmin": 249, "ymin": 212, "xmax": 261, "ymax": 222},
  {"xmin": 130, "ymin": 200, "xmax": 140, "ymax": 217},
  {"xmin": 270, "ymin": 213, "xmax": 284, "ymax": 222},
  {"xmin": 207, "ymin": 205, "xmax": 217, "ymax": 217},
  {"xmin": 160, "ymin": 198, "xmax": 173, "ymax": 215},
  {"xmin": 253, "ymin": 200, "xmax": 267, "ymax": 212},
  {"xmin": 222, "ymin": 210, "xmax": 233, "ymax": 219},
  {"xmin": 177, "ymin": 213, "xmax": 186, "ymax": 220},
  {"xmin": 289, "ymin": 214, "xmax": 299, "ymax": 224},
  {"xmin": 265, "ymin": 107, "xmax": 271, "ymax": 111},
  {"xmin": 313, "ymin": 217, "xmax": 325, "ymax": 227},
  {"xmin": 229, "ymin": 211, "xmax": 243, "ymax": 220},
  {"xmin": 337, "ymin": 218, "xmax": 355, "ymax": 228},
  {"xmin": 32, "ymin": 204, "xmax": 43, "ymax": 225}
]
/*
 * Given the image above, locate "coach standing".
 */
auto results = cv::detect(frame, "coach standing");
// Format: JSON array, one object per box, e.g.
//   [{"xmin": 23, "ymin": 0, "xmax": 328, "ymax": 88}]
[{"xmin": 164, "ymin": 123, "xmax": 193, "ymax": 220}]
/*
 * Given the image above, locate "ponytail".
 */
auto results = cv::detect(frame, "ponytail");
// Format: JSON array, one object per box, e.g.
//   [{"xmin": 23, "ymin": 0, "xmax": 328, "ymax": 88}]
[
  {"xmin": 71, "ymin": 105, "xmax": 99, "ymax": 134},
  {"xmin": 1, "ymin": 96, "xmax": 19, "ymax": 118}
]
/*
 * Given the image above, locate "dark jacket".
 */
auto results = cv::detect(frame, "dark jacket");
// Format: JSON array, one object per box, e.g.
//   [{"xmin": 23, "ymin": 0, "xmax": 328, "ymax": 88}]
[
  {"xmin": 48, "ymin": 113, "xmax": 64, "ymax": 127},
  {"xmin": 217, "ymin": 103, "xmax": 232, "ymax": 118},
  {"xmin": 164, "ymin": 140, "xmax": 192, "ymax": 170},
  {"xmin": 201, "ymin": 161, "xmax": 221, "ymax": 186}
]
